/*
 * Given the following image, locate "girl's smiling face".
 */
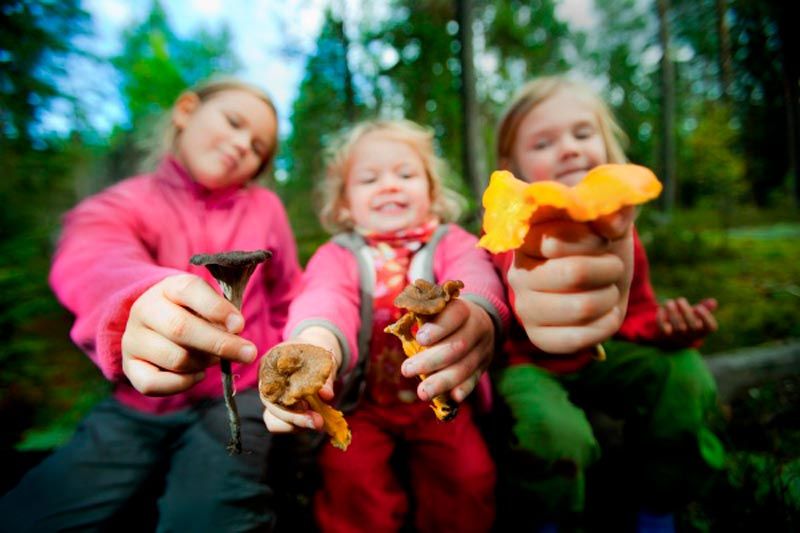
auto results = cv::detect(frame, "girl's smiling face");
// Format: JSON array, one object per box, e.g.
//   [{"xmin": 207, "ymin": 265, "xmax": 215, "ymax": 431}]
[
  {"xmin": 344, "ymin": 132, "xmax": 432, "ymax": 234},
  {"xmin": 173, "ymin": 89, "xmax": 277, "ymax": 190},
  {"xmin": 509, "ymin": 89, "xmax": 608, "ymax": 186}
]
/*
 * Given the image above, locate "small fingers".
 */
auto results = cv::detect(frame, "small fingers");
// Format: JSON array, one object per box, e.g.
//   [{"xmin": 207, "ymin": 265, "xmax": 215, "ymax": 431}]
[
  {"xmin": 162, "ymin": 274, "xmax": 245, "ymax": 332},
  {"xmin": 143, "ymin": 298, "xmax": 257, "ymax": 364},
  {"xmin": 510, "ymin": 254, "xmax": 624, "ymax": 292},
  {"xmin": 514, "ymin": 285, "xmax": 621, "ymax": 327},
  {"xmin": 524, "ymin": 306, "xmax": 625, "ymax": 354},
  {"xmin": 402, "ymin": 337, "xmax": 468, "ymax": 378},
  {"xmin": 699, "ymin": 298, "xmax": 718, "ymax": 313},
  {"xmin": 694, "ymin": 303, "xmax": 718, "ymax": 333},
  {"xmin": 672, "ymin": 297, "xmax": 693, "ymax": 331},
  {"xmin": 657, "ymin": 305, "xmax": 673, "ymax": 336},
  {"xmin": 262, "ymin": 409, "xmax": 300, "ymax": 433},
  {"xmin": 590, "ymin": 206, "xmax": 636, "ymax": 240},
  {"xmin": 417, "ymin": 347, "xmax": 485, "ymax": 402},
  {"xmin": 519, "ymin": 219, "xmax": 609, "ymax": 259},
  {"xmin": 450, "ymin": 371, "xmax": 484, "ymax": 403},
  {"xmin": 262, "ymin": 399, "xmax": 317, "ymax": 431},
  {"xmin": 416, "ymin": 300, "xmax": 469, "ymax": 346},
  {"xmin": 122, "ymin": 357, "xmax": 204, "ymax": 396},
  {"xmin": 122, "ymin": 327, "xmax": 214, "ymax": 374}
]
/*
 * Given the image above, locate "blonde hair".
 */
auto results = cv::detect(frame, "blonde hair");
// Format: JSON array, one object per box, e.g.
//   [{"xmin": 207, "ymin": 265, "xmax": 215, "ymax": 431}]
[
  {"xmin": 318, "ymin": 119, "xmax": 464, "ymax": 234},
  {"xmin": 141, "ymin": 78, "xmax": 279, "ymax": 177},
  {"xmin": 496, "ymin": 75, "xmax": 628, "ymax": 169}
]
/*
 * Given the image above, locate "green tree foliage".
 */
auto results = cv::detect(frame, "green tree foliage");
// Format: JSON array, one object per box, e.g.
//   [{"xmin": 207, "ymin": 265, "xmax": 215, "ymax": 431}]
[
  {"xmin": 280, "ymin": 8, "xmax": 363, "ymax": 251},
  {"xmin": 581, "ymin": 0, "xmax": 659, "ymax": 169},
  {"xmin": 671, "ymin": 0, "xmax": 798, "ymax": 206},
  {"xmin": 724, "ymin": 1, "xmax": 795, "ymax": 205},
  {"xmin": 106, "ymin": 0, "xmax": 240, "ymax": 183},
  {"xmin": 0, "ymin": 0, "xmax": 91, "ymax": 143},
  {"xmin": 482, "ymin": 0, "xmax": 571, "ymax": 92},
  {"xmin": 371, "ymin": 1, "xmax": 464, "ymax": 172},
  {"xmin": 476, "ymin": 0, "xmax": 577, "ymax": 176},
  {"xmin": 112, "ymin": 1, "xmax": 239, "ymax": 127},
  {"xmin": 680, "ymin": 102, "xmax": 746, "ymax": 210},
  {"xmin": 0, "ymin": 1, "xmax": 105, "ymax": 450}
]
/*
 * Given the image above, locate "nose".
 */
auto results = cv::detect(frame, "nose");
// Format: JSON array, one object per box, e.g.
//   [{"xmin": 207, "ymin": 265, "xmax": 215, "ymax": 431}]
[
  {"xmin": 376, "ymin": 171, "xmax": 401, "ymax": 190},
  {"xmin": 231, "ymin": 130, "xmax": 251, "ymax": 156},
  {"xmin": 558, "ymin": 134, "xmax": 580, "ymax": 159}
]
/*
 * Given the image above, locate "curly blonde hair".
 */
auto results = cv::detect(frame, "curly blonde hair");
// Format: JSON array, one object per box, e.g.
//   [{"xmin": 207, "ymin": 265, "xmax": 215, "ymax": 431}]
[
  {"xmin": 318, "ymin": 119, "xmax": 464, "ymax": 234},
  {"xmin": 496, "ymin": 75, "xmax": 628, "ymax": 169},
  {"xmin": 141, "ymin": 78, "xmax": 279, "ymax": 177}
]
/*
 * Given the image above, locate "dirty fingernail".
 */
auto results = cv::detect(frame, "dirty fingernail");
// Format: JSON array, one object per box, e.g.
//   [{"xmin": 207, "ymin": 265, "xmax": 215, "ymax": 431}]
[{"xmin": 419, "ymin": 385, "xmax": 431, "ymax": 401}]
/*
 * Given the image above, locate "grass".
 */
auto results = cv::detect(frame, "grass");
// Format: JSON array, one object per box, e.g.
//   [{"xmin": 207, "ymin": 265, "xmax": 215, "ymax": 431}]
[{"xmin": 639, "ymin": 207, "xmax": 800, "ymax": 354}]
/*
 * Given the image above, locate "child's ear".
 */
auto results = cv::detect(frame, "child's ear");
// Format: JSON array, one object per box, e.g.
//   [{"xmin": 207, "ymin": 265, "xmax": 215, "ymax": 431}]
[{"xmin": 172, "ymin": 92, "xmax": 201, "ymax": 130}]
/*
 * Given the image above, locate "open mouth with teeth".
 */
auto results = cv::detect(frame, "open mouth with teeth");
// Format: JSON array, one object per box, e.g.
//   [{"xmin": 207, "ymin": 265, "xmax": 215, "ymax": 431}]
[{"xmin": 374, "ymin": 200, "xmax": 408, "ymax": 214}]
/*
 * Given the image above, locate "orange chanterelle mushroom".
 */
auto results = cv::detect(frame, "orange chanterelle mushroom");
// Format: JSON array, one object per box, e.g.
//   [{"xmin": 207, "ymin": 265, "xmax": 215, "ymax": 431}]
[
  {"xmin": 478, "ymin": 164, "xmax": 662, "ymax": 254},
  {"xmin": 477, "ymin": 164, "xmax": 663, "ymax": 362},
  {"xmin": 259, "ymin": 343, "xmax": 351, "ymax": 451},
  {"xmin": 385, "ymin": 279, "xmax": 464, "ymax": 422}
]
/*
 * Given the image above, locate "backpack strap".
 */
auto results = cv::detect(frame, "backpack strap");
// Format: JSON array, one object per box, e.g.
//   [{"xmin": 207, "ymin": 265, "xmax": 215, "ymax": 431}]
[{"xmin": 330, "ymin": 232, "xmax": 373, "ymax": 412}]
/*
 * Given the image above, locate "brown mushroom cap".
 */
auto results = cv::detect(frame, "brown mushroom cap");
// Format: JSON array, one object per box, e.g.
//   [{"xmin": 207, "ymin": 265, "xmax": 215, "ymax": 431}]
[
  {"xmin": 258, "ymin": 343, "xmax": 333, "ymax": 407},
  {"xmin": 393, "ymin": 279, "xmax": 465, "ymax": 315}
]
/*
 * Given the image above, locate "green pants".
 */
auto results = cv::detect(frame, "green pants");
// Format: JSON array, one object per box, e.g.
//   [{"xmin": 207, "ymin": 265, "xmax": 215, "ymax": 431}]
[{"xmin": 494, "ymin": 340, "xmax": 726, "ymax": 519}]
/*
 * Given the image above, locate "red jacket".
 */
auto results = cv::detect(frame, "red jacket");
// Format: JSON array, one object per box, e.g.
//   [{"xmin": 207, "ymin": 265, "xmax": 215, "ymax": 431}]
[{"xmin": 497, "ymin": 228, "xmax": 662, "ymax": 374}]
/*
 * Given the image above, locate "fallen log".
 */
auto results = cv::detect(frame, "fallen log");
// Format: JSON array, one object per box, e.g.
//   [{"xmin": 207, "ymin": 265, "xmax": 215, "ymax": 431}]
[{"xmin": 706, "ymin": 340, "xmax": 800, "ymax": 403}]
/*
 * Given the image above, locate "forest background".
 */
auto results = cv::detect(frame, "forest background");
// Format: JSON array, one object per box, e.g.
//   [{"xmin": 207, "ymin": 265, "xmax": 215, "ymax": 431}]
[{"xmin": 1, "ymin": 0, "xmax": 798, "ymax": 529}]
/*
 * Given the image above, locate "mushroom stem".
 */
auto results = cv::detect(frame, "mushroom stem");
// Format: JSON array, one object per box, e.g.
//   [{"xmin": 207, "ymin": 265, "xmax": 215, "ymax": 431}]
[
  {"xmin": 384, "ymin": 312, "xmax": 459, "ymax": 421},
  {"xmin": 595, "ymin": 344, "xmax": 606, "ymax": 361},
  {"xmin": 305, "ymin": 395, "xmax": 352, "ymax": 450},
  {"xmin": 190, "ymin": 250, "xmax": 271, "ymax": 454}
]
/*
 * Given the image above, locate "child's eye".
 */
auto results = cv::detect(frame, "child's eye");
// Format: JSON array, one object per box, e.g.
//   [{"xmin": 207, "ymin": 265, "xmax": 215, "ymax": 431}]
[
  {"xmin": 399, "ymin": 171, "xmax": 416, "ymax": 179},
  {"xmin": 574, "ymin": 125, "xmax": 595, "ymax": 139},
  {"xmin": 358, "ymin": 174, "xmax": 377, "ymax": 184},
  {"xmin": 226, "ymin": 115, "xmax": 240, "ymax": 128},
  {"xmin": 532, "ymin": 138, "xmax": 551, "ymax": 150}
]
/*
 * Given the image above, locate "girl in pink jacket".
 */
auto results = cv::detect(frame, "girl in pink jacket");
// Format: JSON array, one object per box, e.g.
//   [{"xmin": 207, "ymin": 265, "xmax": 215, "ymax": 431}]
[
  {"xmin": 262, "ymin": 119, "xmax": 510, "ymax": 533},
  {"xmin": 0, "ymin": 79, "xmax": 302, "ymax": 531}
]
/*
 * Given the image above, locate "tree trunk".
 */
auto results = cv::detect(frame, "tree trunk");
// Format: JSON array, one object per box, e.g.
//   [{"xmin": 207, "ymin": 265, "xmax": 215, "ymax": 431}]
[
  {"xmin": 657, "ymin": 0, "xmax": 676, "ymax": 212},
  {"xmin": 715, "ymin": 0, "xmax": 732, "ymax": 100},
  {"xmin": 334, "ymin": 9, "xmax": 356, "ymax": 123},
  {"xmin": 772, "ymin": 3, "xmax": 800, "ymax": 207},
  {"xmin": 456, "ymin": 0, "xmax": 486, "ymax": 203}
]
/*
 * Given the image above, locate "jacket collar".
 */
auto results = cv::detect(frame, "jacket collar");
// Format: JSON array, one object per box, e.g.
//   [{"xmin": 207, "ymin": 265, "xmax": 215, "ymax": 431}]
[{"xmin": 154, "ymin": 154, "xmax": 248, "ymax": 206}]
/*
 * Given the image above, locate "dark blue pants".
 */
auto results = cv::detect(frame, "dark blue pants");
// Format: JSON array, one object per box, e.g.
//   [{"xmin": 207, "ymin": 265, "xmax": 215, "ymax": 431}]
[{"xmin": 0, "ymin": 389, "xmax": 276, "ymax": 532}]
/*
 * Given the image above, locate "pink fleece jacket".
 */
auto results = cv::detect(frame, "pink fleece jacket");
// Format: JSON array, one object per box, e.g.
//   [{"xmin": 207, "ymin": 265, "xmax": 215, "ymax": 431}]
[
  {"xmin": 284, "ymin": 224, "xmax": 511, "ymax": 380},
  {"xmin": 49, "ymin": 156, "xmax": 302, "ymax": 414}
]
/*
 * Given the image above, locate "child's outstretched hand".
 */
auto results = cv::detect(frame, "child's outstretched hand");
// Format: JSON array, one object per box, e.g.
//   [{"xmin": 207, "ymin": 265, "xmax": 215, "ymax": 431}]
[
  {"xmin": 121, "ymin": 274, "xmax": 258, "ymax": 396},
  {"xmin": 656, "ymin": 297, "xmax": 718, "ymax": 345},
  {"xmin": 400, "ymin": 299, "xmax": 495, "ymax": 403},
  {"xmin": 261, "ymin": 327, "xmax": 340, "ymax": 434},
  {"xmin": 509, "ymin": 207, "xmax": 636, "ymax": 354}
]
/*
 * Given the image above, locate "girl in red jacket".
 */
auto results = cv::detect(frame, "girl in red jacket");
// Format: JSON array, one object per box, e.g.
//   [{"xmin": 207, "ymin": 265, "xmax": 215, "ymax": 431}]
[{"xmin": 492, "ymin": 75, "xmax": 726, "ymax": 532}]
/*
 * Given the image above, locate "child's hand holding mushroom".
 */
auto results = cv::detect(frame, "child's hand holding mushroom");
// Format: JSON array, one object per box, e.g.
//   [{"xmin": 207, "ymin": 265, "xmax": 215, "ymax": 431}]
[
  {"xmin": 260, "ymin": 327, "xmax": 351, "ymax": 449},
  {"xmin": 395, "ymin": 281, "xmax": 497, "ymax": 406},
  {"xmin": 122, "ymin": 274, "xmax": 259, "ymax": 396},
  {"xmin": 507, "ymin": 211, "xmax": 635, "ymax": 354}
]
